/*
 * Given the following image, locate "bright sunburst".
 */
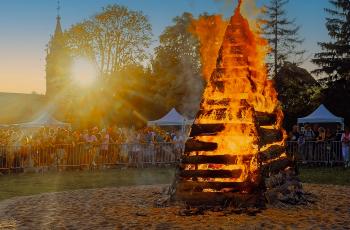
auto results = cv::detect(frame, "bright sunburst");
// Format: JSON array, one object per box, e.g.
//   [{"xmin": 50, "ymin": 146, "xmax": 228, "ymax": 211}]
[{"xmin": 71, "ymin": 58, "xmax": 98, "ymax": 87}]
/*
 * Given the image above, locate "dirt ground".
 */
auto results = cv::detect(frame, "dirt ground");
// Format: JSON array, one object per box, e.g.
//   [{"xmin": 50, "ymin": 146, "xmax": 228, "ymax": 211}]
[{"xmin": 0, "ymin": 184, "xmax": 349, "ymax": 230}]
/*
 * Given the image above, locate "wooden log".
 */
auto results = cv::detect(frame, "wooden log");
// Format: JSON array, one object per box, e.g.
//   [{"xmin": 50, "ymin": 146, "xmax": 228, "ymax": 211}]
[
  {"xmin": 176, "ymin": 181, "xmax": 257, "ymax": 193},
  {"xmin": 197, "ymin": 108, "xmax": 227, "ymax": 120},
  {"xmin": 179, "ymin": 169, "xmax": 242, "ymax": 179},
  {"xmin": 259, "ymin": 128, "xmax": 283, "ymax": 145},
  {"xmin": 259, "ymin": 145, "xmax": 286, "ymax": 162},
  {"xmin": 189, "ymin": 123, "xmax": 255, "ymax": 137},
  {"xmin": 206, "ymin": 98, "xmax": 230, "ymax": 106},
  {"xmin": 255, "ymin": 112, "xmax": 277, "ymax": 126},
  {"xmin": 264, "ymin": 172, "xmax": 286, "ymax": 189},
  {"xmin": 184, "ymin": 139, "xmax": 218, "ymax": 153},
  {"xmin": 261, "ymin": 158, "xmax": 293, "ymax": 177},
  {"xmin": 175, "ymin": 191, "xmax": 265, "ymax": 207},
  {"xmin": 181, "ymin": 154, "xmax": 253, "ymax": 164},
  {"xmin": 189, "ymin": 124, "xmax": 225, "ymax": 137}
]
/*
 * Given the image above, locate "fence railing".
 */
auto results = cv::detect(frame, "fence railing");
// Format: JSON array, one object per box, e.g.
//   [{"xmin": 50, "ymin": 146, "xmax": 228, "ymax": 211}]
[
  {"xmin": 0, "ymin": 141, "xmax": 346, "ymax": 173},
  {"xmin": 286, "ymin": 141, "xmax": 343, "ymax": 165},
  {"xmin": 0, "ymin": 143, "xmax": 184, "ymax": 172}
]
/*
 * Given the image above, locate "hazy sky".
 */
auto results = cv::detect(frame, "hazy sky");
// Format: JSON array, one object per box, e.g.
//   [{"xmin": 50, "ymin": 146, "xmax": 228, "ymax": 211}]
[{"xmin": 0, "ymin": 0, "xmax": 330, "ymax": 94}]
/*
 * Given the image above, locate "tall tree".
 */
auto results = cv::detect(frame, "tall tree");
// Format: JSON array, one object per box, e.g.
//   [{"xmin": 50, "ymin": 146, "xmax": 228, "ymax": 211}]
[
  {"xmin": 260, "ymin": 0, "xmax": 305, "ymax": 77},
  {"xmin": 152, "ymin": 13, "xmax": 204, "ymax": 117},
  {"xmin": 65, "ymin": 5, "xmax": 152, "ymax": 75},
  {"xmin": 312, "ymin": 0, "xmax": 350, "ymax": 82}
]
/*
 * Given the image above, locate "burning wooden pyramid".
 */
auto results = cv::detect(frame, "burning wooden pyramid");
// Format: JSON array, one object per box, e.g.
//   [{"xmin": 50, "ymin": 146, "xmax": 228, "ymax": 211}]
[{"xmin": 170, "ymin": 1, "xmax": 301, "ymax": 208}]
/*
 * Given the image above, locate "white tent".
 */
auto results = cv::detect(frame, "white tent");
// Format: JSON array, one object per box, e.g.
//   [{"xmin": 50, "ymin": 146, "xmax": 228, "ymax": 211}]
[
  {"xmin": 16, "ymin": 112, "xmax": 70, "ymax": 128},
  {"xmin": 297, "ymin": 104, "xmax": 344, "ymax": 125},
  {"xmin": 148, "ymin": 108, "xmax": 194, "ymax": 126}
]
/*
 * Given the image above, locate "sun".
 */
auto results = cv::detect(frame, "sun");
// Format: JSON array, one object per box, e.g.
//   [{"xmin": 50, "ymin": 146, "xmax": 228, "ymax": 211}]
[{"xmin": 71, "ymin": 58, "xmax": 98, "ymax": 87}]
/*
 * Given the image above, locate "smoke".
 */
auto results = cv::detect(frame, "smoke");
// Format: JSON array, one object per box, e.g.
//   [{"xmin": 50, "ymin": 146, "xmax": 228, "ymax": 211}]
[
  {"xmin": 213, "ymin": 0, "xmax": 235, "ymax": 15},
  {"xmin": 178, "ymin": 55, "xmax": 204, "ymax": 118},
  {"xmin": 213, "ymin": 0, "xmax": 263, "ymax": 30}
]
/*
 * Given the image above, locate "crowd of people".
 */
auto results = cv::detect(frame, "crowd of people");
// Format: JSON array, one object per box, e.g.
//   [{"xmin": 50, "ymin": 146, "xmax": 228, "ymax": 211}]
[
  {"xmin": 287, "ymin": 123, "xmax": 344, "ymax": 143},
  {"xmin": 0, "ymin": 126, "xmax": 186, "ymax": 171},
  {"xmin": 287, "ymin": 123, "xmax": 350, "ymax": 167},
  {"xmin": 0, "ymin": 126, "xmax": 185, "ymax": 147}
]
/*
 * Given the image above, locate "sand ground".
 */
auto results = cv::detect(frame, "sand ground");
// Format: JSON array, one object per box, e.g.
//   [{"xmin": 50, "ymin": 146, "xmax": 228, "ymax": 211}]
[{"xmin": 0, "ymin": 184, "xmax": 349, "ymax": 230}]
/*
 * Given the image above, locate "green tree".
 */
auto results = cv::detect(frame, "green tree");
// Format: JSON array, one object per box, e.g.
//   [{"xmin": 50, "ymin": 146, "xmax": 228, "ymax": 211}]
[
  {"xmin": 152, "ymin": 13, "xmax": 204, "ymax": 118},
  {"xmin": 260, "ymin": 0, "xmax": 305, "ymax": 77},
  {"xmin": 312, "ymin": 0, "xmax": 350, "ymax": 82},
  {"xmin": 275, "ymin": 62, "xmax": 322, "ymax": 130},
  {"xmin": 65, "ymin": 5, "xmax": 152, "ymax": 75}
]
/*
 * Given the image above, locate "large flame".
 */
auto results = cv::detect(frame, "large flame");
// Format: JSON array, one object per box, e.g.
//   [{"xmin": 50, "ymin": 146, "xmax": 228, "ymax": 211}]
[{"xmin": 188, "ymin": 0, "xmax": 286, "ymax": 184}]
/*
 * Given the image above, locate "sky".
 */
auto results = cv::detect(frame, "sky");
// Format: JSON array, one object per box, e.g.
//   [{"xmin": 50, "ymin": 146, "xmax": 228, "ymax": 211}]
[{"xmin": 0, "ymin": 0, "xmax": 330, "ymax": 94}]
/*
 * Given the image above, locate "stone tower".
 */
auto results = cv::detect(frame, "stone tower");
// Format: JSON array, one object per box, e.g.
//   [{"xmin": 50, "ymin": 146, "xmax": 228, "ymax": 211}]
[{"xmin": 45, "ymin": 2, "xmax": 71, "ymax": 99}]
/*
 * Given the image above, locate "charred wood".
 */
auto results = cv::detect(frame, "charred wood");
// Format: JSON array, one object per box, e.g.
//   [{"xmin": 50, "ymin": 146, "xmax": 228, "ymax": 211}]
[
  {"xmin": 261, "ymin": 158, "xmax": 293, "ymax": 177},
  {"xmin": 189, "ymin": 124, "xmax": 225, "ymax": 137},
  {"xmin": 185, "ymin": 139, "xmax": 218, "ymax": 153},
  {"xmin": 255, "ymin": 112, "xmax": 277, "ymax": 126},
  {"xmin": 181, "ymin": 154, "xmax": 253, "ymax": 165},
  {"xmin": 259, "ymin": 145, "xmax": 286, "ymax": 162},
  {"xmin": 175, "ymin": 192, "xmax": 265, "ymax": 208},
  {"xmin": 259, "ymin": 128, "xmax": 283, "ymax": 145},
  {"xmin": 176, "ymin": 181, "xmax": 258, "ymax": 193},
  {"xmin": 179, "ymin": 169, "xmax": 242, "ymax": 179}
]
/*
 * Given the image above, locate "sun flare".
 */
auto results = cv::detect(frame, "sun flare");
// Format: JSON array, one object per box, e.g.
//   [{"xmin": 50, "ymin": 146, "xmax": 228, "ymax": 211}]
[{"xmin": 71, "ymin": 58, "xmax": 98, "ymax": 87}]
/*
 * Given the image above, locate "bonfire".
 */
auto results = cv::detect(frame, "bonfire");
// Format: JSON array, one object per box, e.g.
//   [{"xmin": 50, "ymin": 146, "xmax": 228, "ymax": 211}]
[{"xmin": 168, "ymin": 0, "xmax": 310, "ymax": 211}]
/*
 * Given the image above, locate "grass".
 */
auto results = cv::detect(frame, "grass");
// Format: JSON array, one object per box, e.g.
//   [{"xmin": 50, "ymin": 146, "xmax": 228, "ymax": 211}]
[
  {"xmin": 0, "ymin": 168, "xmax": 174, "ymax": 201},
  {"xmin": 299, "ymin": 166, "xmax": 350, "ymax": 186},
  {"xmin": 0, "ymin": 166, "xmax": 349, "ymax": 202}
]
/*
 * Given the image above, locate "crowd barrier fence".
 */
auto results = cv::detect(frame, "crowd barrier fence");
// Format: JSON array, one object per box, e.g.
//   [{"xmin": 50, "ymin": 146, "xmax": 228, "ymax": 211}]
[
  {"xmin": 286, "ymin": 141, "xmax": 343, "ymax": 165},
  {"xmin": 0, "ymin": 141, "xmax": 346, "ymax": 173},
  {"xmin": 0, "ymin": 143, "xmax": 184, "ymax": 173}
]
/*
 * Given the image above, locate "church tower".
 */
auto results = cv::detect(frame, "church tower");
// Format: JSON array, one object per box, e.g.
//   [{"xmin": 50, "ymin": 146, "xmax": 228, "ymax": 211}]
[{"xmin": 45, "ymin": 0, "xmax": 71, "ymax": 99}]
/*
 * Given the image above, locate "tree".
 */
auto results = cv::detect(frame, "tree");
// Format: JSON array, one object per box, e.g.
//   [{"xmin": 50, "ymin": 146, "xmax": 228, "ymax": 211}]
[
  {"xmin": 152, "ymin": 13, "xmax": 204, "ymax": 118},
  {"xmin": 260, "ymin": 0, "xmax": 305, "ymax": 77},
  {"xmin": 65, "ymin": 5, "xmax": 152, "ymax": 75},
  {"xmin": 275, "ymin": 62, "xmax": 322, "ymax": 130},
  {"xmin": 312, "ymin": 0, "xmax": 350, "ymax": 82}
]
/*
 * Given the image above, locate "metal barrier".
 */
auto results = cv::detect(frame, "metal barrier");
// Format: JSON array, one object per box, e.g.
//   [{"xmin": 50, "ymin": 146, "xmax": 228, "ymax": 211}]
[
  {"xmin": 0, "ymin": 142, "xmax": 184, "ymax": 173},
  {"xmin": 0, "ymin": 141, "xmax": 346, "ymax": 173},
  {"xmin": 286, "ymin": 141, "xmax": 344, "ymax": 165}
]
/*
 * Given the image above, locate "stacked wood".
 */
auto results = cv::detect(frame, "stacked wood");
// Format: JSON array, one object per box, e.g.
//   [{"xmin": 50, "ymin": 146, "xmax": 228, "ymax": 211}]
[
  {"xmin": 184, "ymin": 139, "xmax": 218, "ymax": 153},
  {"xmin": 181, "ymin": 154, "xmax": 253, "ymax": 164}
]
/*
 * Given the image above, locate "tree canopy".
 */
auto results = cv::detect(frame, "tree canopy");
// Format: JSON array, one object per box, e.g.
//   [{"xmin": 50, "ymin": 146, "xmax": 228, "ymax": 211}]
[
  {"xmin": 151, "ymin": 12, "xmax": 204, "ymax": 118},
  {"xmin": 65, "ymin": 5, "xmax": 152, "ymax": 75},
  {"xmin": 260, "ymin": 0, "xmax": 305, "ymax": 77},
  {"xmin": 312, "ymin": 0, "xmax": 350, "ymax": 82}
]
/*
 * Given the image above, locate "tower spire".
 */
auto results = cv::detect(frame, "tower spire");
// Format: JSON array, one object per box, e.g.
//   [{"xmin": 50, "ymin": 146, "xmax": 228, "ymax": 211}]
[
  {"xmin": 57, "ymin": 0, "xmax": 61, "ymax": 20},
  {"xmin": 54, "ymin": 0, "xmax": 62, "ymax": 36}
]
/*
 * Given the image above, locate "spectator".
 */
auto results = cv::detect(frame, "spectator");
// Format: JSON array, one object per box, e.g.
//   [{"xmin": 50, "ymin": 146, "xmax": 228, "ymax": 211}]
[
  {"xmin": 325, "ymin": 128, "xmax": 334, "ymax": 140},
  {"xmin": 335, "ymin": 124, "xmax": 344, "ymax": 141},
  {"xmin": 313, "ymin": 124, "xmax": 320, "ymax": 140},
  {"xmin": 304, "ymin": 124, "xmax": 315, "ymax": 141},
  {"xmin": 316, "ymin": 127, "xmax": 326, "ymax": 142},
  {"xmin": 289, "ymin": 125, "xmax": 300, "ymax": 141},
  {"xmin": 341, "ymin": 127, "xmax": 350, "ymax": 168}
]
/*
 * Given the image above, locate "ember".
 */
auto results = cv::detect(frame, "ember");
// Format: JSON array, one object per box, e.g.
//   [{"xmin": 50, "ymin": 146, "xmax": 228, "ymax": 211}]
[{"xmin": 169, "ymin": 0, "xmax": 310, "ymax": 209}]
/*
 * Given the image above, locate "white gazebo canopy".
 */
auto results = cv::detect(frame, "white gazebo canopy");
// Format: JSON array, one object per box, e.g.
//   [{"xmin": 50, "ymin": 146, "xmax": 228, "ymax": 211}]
[
  {"xmin": 297, "ymin": 104, "xmax": 344, "ymax": 125},
  {"xmin": 16, "ymin": 112, "xmax": 71, "ymax": 128},
  {"xmin": 148, "ymin": 108, "xmax": 194, "ymax": 126}
]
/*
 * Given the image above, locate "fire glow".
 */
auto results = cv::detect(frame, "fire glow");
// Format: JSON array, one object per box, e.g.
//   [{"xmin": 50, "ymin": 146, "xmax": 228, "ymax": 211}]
[{"xmin": 173, "ymin": 0, "xmax": 289, "ymax": 201}]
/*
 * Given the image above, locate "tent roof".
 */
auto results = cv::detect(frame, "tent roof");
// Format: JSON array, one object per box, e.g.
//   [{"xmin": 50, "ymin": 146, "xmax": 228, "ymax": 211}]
[
  {"xmin": 148, "ymin": 108, "xmax": 193, "ymax": 126},
  {"xmin": 16, "ymin": 112, "xmax": 70, "ymax": 128},
  {"xmin": 297, "ymin": 104, "xmax": 344, "ymax": 124}
]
